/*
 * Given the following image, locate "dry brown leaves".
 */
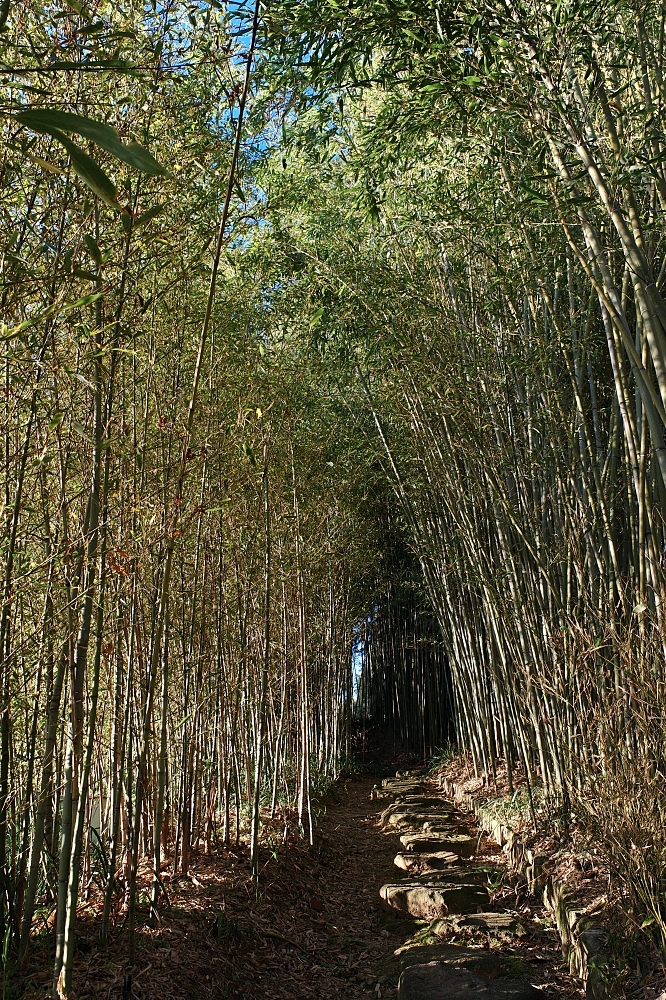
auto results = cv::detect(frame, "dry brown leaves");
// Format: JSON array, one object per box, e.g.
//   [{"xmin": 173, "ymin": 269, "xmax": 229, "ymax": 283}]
[
  {"xmin": 21, "ymin": 770, "xmax": 590, "ymax": 1000},
  {"xmin": 21, "ymin": 777, "xmax": 405, "ymax": 999}
]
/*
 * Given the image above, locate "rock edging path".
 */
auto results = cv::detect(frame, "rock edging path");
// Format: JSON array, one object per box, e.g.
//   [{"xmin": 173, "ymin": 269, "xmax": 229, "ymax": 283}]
[
  {"xmin": 440, "ymin": 775, "xmax": 609, "ymax": 998},
  {"xmin": 371, "ymin": 768, "xmax": 576, "ymax": 1000}
]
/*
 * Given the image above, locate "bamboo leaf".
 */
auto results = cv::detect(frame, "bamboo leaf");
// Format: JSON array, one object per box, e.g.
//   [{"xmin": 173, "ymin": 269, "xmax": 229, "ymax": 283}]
[
  {"xmin": 38, "ymin": 128, "xmax": 122, "ymax": 210},
  {"xmin": 73, "ymin": 268, "xmax": 100, "ymax": 282},
  {"xmin": 122, "ymin": 140, "xmax": 167, "ymax": 176},
  {"xmin": 1, "ymin": 291, "xmax": 104, "ymax": 339},
  {"xmin": 134, "ymin": 204, "xmax": 165, "ymax": 228},
  {"xmin": 65, "ymin": 141, "xmax": 120, "ymax": 210},
  {"xmin": 63, "ymin": 0, "xmax": 92, "ymax": 16},
  {"xmin": 25, "ymin": 153, "xmax": 68, "ymax": 176},
  {"xmin": 15, "ymin": 109, "xmax": 167, "ymax": 175},
  {"xmin": 84, "ymin": 235, "xmax": 103, "ymax": 264},
  {"xmin": 310, "ymin": 305, "xmax": 324, "ymax": 327}
]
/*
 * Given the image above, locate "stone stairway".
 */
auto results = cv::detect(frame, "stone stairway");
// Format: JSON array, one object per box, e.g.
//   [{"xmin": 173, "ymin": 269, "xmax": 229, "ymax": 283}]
[{"xmin": 372, "ymin": 769, "xmax": 545, "ymax": 1000}]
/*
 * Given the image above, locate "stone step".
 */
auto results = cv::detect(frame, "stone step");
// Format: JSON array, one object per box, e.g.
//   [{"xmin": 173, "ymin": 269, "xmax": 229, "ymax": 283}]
[
  {"xmin": 422, "ymin": 817, "xmax": 465, "ymax": 829},
  {"xmin": 381, "ymin": 799, "xmax": 451, "ymax": 815},
  {"xmin": 402, "ymin": 795, "xmax": 451, "ymax": 807},
  {"xmin": 372, "ymin": 781, "xmax": 426, "ymax": 800},
  {"xmin": 381, "ymin": 801, "xmax": 454, "ymax": 821},
  {"xmin": 380, "ymin": 881, "xmax": 490, "ymax": 919},
  {"xmin": 381, "ymin": 808, "xmax": 457, "ymax": 832},
  {"xmin": 372, "ymin": 787, "xmax": 423, "ymax": 801},
  {"xmin": 395, "ymin": 868, "xmax": 493, "ymax": 888},
  {"xmin": 394, "ymin": 850, "xmax": 459, "ymax": 872},
  {"xmin": 394, "ymin": 860, "xmax": 494, "ymax": 886},
  {"xmin": 423, "ymin": 821, "xmax": 469, "ymax": 836},
  {"xmin": 398, "ymin": 963, "xmax": 541, "ymax": 1000},
  {"xmin": 382, "ymin": 777, "xmax": 426, "ymax": 789},
  {"xmin": 400, "ymin": 831, "xmax": 476, "ymax": 857},
  {"xmin": 376, "ymin": 771, "xmax": 537, "ymax": 1000},
  {"xmin": 395, "ymin": 941, "xmax": 518, "ymax": 976},
  {"xmin": 394, "ymin": 818, "xmax": 460, "ymax": 834},
  {"xmin": 430, "ymin": 912, "xmax": 527, "ymax": 939}
]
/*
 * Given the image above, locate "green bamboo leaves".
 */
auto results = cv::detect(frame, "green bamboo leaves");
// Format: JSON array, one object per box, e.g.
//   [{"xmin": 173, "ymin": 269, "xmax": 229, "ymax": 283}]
[
  {"xmin": 15, "ymin": 110, "xmax": 166, "ymax": 173},
  {"xmin": 15, "ymin": 108, "xmax": 166, "ymax": 211}
]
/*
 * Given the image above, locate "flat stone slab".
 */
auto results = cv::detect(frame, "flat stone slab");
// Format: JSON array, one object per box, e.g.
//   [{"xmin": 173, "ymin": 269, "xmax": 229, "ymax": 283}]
[
  {"xmin": 423, "ymin": 821, "xmax": 469, "ymax": 836},
  {"xmin": 382, "ymin": 808, "xmax": 456, "ymax": 832},
  {"xmin": 395, "ymin": 867, "xmax": 493, "ymax": 886},
  {"xmin": 372, "ymin": 785, "xmax": 425, "ymax": 801},
  {"xmin": 372, "ymin": 781, "xmax": 425, "ymax": 800},
  {"xmin": 382, "ymin": 778, "xmax": 427, "ymax": 792},
  {"xmin": 399, "ymin": 963, "xmax": 541, "ymax": 1000},
  {"xmin": 381, "ymin": 802, "xmax": 454, "ymax": 822},
  {"xmin": 380, "ymin": 882, "xmax": 489, "ymax": 919},
  {"xmin": 394, "ymin": 862, "xmax": 499, "ymax": 884},
  {"xmin": 383, "ymin": 801, "xmax": 454, "ymax": 817},
  {"xmin": 403, "ymin": 796, "xmax": 453, "ymax": 807},
  {"xmin": 400, "ymin": 831, "xmax": 476, "ymax": 857},
  {"xmin": 430, "ymin": 913, "xmax": 527, "ymax": 939},
  {"xmin": 394, "ymin": 851, "xmax": 459, "ymax": 872},
  {"xmin": 395, "ymin": 943, "xmax": 505, "ymax": 977}
]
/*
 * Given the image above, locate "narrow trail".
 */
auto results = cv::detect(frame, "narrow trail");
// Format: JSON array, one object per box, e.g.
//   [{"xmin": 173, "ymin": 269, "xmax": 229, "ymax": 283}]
[
  {"xmin": 28, "ymin": 776, "xmax": 401, "ymax": 1000},
  {"xmin": 215, "ymin": 767, "xmax": 584, "ymax": 1000},
  {"xmin": 219, "ymin": 774, "xmax": 405, "ymax": 999},
  {"xmin": 27, "ymin": 770, "xmax": 584, "ymax": 999}
]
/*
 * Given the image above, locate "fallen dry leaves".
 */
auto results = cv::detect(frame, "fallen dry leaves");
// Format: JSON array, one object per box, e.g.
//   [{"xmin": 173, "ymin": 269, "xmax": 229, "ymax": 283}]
[{"xmin": 20, "ymin": 771, "xmax": 589, "ymax": 1000}]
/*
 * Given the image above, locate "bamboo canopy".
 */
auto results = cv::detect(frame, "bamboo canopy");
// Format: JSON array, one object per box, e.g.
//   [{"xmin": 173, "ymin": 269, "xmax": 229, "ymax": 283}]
[{"xmin": 2, "ymin": 0, "xmax": 666, "ymax": 989}]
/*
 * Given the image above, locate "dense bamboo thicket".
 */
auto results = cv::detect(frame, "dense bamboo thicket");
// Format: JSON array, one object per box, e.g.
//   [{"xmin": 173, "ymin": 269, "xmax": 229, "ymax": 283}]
[
  {"xmin": 354, "ymin": 568, "xmax": 453, "ymax": 758},
  {"xmin": 5, "ymin": 0, "xmax": 666, "ymax": 989},
  {"xmin": 258, "ymin": 0, "xmax": 666, "ymax": 947},
  {"xmin": 0, "ymin": 3, "xmax": 403, "ymax": 992}
]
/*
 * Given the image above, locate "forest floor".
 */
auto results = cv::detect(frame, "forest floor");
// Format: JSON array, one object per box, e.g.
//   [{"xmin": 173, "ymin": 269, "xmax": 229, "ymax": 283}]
[{"xmin": 19, "ymin": 768, "xmax": 591, "ymax": 1000}]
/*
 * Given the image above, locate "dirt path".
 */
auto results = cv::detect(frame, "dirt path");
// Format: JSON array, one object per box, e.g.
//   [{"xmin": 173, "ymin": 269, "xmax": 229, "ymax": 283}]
[
  {"xmin": 217, "ymin": 775, "xmax": 405, "ymax": 999},
  {"xmin": 22, "ymin": 774, "xmax": 585, "ymax": 999},
  {"xmin": 23, "ymin": 776, "xmax": 401, "ymax": 999},
  {"xmin": 208, "ymin": 772, "xmax": 584, "ymax": 1000}
]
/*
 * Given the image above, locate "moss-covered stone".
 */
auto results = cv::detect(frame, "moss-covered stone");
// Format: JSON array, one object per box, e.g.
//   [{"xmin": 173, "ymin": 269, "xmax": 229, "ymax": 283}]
[
  {"xmin": 381, "ymin": 805, "xmax": 456, "ymax": 831},
  {"xmin": 400, "ymin": 831, "xmax": 476, "ymax": 858},
  {"xmin": 380, "ymin": 881, "xmax": 490, "ymax": 919},
  {"xmin": 398, "ymin": 963, "xmax": 542, "ymax": 1000},
  {"xmin": 430, "ymin": 912, "xmax": 527, "ymax": 940},
  {"xmin": 394, "ymin": 850, "xmax": 459, "ymax": 872}
]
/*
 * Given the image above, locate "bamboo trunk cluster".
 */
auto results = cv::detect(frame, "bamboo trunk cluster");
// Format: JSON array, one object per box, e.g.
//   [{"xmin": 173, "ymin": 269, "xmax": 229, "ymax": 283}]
[{"xmin": 0, "ymin": 372, "xmax": 367, "ymax": 986}]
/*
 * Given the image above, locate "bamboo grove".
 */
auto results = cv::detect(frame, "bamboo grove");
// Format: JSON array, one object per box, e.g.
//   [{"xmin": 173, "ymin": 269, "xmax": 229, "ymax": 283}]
[
  {"xmin": 4, "ymin": 0, "xmax": 666, "ymax": 990},
  {"xmin": 0, "ymin": 1, "xmax": 399, "ymax": 993},
  {"xmin": 261, "ymin": 0, "xmax": 666, "ymax": 946}
]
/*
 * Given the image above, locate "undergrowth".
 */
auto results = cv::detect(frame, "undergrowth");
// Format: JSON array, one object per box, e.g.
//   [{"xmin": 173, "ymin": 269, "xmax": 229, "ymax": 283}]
[
  {"xmin": 478, "ymin": 785, "xmax": 545, "ymax": 834},
  {"xmin": 428, "ymin": 745, "xmax": 457, "ymax": 773}
]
